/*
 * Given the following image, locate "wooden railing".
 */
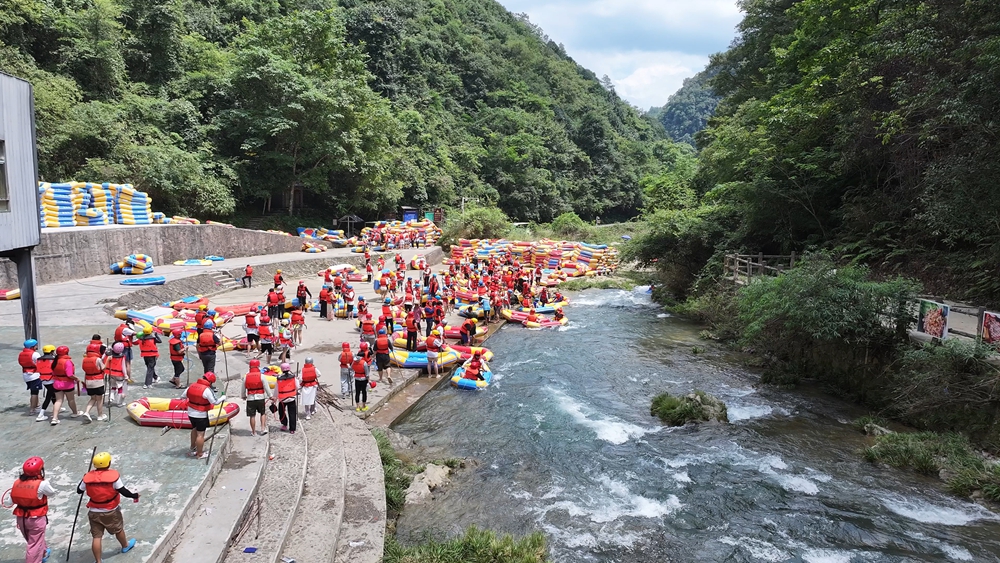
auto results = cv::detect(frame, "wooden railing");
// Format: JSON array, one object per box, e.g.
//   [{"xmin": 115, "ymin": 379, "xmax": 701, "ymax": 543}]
[{"xmin": 724, "ymin": 253, "xmax": 798, "ymax": 285}]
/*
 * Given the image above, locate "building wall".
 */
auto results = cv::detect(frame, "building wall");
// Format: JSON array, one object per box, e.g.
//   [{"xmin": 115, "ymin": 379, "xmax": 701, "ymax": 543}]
[{"xmin": 0, "ymin": 73, "xmax": 41, "ymax": 251}]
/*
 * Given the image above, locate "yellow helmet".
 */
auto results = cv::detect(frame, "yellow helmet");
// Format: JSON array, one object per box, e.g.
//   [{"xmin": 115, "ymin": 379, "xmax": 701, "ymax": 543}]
[
  {"xmin": 470, "ymin": 319, "xmax": 478, "ymax": 324},
  {"xmin": 277, "ymin": 269, "xmax": 282, "ymax": 274},
  {"xmin": 92, "ymin": 452, "xmax": 112, "ymax": 469},
  {"xmin": 282, "ymin": 312, "xmax": 291, "ymax": 319},
  {"xmin": 431, "ymin": 329, "xmax": 440, "ymax": 336},
  {"xmin": 42, "ymin": 344, "xmax": 56, "ymax": 354}
]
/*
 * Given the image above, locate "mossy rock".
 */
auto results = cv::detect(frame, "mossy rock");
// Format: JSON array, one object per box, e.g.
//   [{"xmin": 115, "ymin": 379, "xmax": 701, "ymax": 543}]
[{"xmin": 651, "ymin": 390, "xmax": 728, "ymax": 426}]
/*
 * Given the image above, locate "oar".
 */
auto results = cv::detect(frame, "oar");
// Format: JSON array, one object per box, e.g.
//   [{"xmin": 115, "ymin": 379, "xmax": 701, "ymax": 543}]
[
  {"xmin": 206, "ymin": 342, "xmax": 232, "ymax": 466},
  {"xmin": 67, "ymin": 446, "xmax": 97, "ymax": 561}
]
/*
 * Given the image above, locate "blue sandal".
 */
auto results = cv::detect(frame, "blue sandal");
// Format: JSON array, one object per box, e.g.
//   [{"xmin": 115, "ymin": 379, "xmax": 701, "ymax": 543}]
[
  {"xmin": 122, "ymin": 538, "xmax": 136, "ymax": 553},
  {"xmin": 41, "ymin": 548, "xmax": 51, "ymax": 562}
]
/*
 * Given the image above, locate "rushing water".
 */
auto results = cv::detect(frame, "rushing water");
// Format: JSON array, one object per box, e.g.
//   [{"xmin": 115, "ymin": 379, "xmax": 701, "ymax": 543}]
[{"xmin": 392, "ymin": 288, "xmax": 1000, "ymax": 562}]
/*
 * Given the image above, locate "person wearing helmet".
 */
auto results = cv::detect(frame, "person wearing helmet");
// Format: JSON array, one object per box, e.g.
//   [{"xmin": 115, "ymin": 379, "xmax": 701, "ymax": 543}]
[
  {"xmin": 266, "ymin": 288, "xmax": 281, "ymax": 323},
  {"xmin": 289, "ymin": 306, "xmax": 306, "ymax": 346},
  {"xmin": 295, "ymin": 280, "xmax": 311, "ymax": 305},
  {"xmin": 81, "ymin": 339, "xmax": 108, "ymax": 423},
  {"xmin": 113, "ymin": 320, "xmax": 135, "ymax": 378},
  {"xmin": 49, "ymin": 346, "xmax": 81, "ymax": 425},
  {"xmin": 525, "ymin": 308, "xmax": 539, "ymax": 324},
  {"xmin": 77, "ymin": 452, "xmax": 139, "ymax": 560},
  {"xmin": 277, "ymin": 319, "xmax": 293, "ymax": 363},
  {"xmin": 318, "ymin": 284, "xmax": 331, "ymax": 320},
  {"xmin": 34, "ymin": 345, "xmax": 58, "ymax": 422},
  {"xmin": 276, "ymin": 363, "xmax": 299, "ymax": 433},
  {"xmin": 554, "ymin": 308, "xmax": 565, "ymax": 322},
  {"xmin": 168, "ymin": 329, "xmax": 186, "ymax": 388},
  {"xmin": 257, "ymin": 314, "xmax": 274, "ymax": 364},
  {"xmin": 374, "ymin": 329, "xmax": 394, "ymax": 385},
  {"xmin": 463, "ymin": 351, "xmax": 484, "ymax": 381},
  {"xmin": 242, "ymin": 264, "xmax": 254, "ymax": 288},
  {"xmin": 357, "ymin": 296, "xmax": 369, "ymax": 319},
  {"xmin": 242, "ymin": 358, "xmax": 273, "ymax": 436},
  {"xmin": 404, "ymin": 305, "xmax": 419, "ymax": 351},
  {"xmin": 351, "ymin": 349, "xmax": 371, "ymax": 412},
  {"xmin": 273, "ymin": 269, "xmax": 284, "ymax": 289},
  {"xmin": 19, "ymin": 339, "xmax": 42, "ymax": 416},
  {"xmin": 196, "ymin": 320, "xmax": 220, "ymax": 373},
  {"xmin": 194, "ymin": 307, "xmax": 209, "ymax": 335},
  {"xmin": 106, "ymin": 342, "xmax": 129, "ymax": 407},
  {"xmin": 425, "ymin": 329, "xmax": 444, "ymax": 378},
  {"xmin": 460, "ymin": 317, "xmax": 478, "ymax": 346},
  {"xmin": 300, "ymin": 357, "xmax": 321, "ymax": 420},
  {"xmin": 11, "ymin": 455, "xmax": 55, "ymax": 563},
  {"xmin": 137, "ymin": 327, "xmax": 162, "ymax": 389},
  {"xmin": 381, "ymin": 298, "xmax": 395, "ymax": 335},
  {"xmin": 186, "ymin": 372, "xmax": 226, "ymax": 459},
  {"xmin": 343, "ymin": 284, "xmax": 356, "ymax": 318}
]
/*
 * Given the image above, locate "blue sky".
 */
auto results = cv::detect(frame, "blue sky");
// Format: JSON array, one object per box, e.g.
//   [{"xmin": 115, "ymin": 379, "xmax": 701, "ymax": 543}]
[{"xmin": 495, "ymin": 0, "xmax": 743, "ymax": 110}]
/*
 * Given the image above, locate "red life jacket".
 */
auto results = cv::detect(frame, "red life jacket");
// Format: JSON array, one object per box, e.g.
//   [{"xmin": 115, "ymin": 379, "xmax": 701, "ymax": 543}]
[
  {"xmin": 245, "ymin": 313, "xmax": 258, "ymax": 328},
  {"xmin": 301, "ymin": 365, "xmax": 318, "ymax": 387},
  {"xmin": 82, "ymin": 355, "xmax": 104, "ymax": 382},
  {"xmin": 464, "ymin": 360, "xmax": 482, "ymax": 379},
  {"xmin": 276, "ymin": 376, "xmax": 296, "ymax": 401},
  {"xmin": 245, "ymin": 369, "xmax": 264, "ymax": 395},
  {"xmin": 187, "ymin": 379, "xmax": 212, "ymax": 412},
  {"xmin": 273, "ymin": 273, "xmax": 282, "ymax": 285},
  {"xmin": 246, "ymin": 266, "xmax": 253, "ymax": 276},
  {"xmin": 197, "ymin": 330, "xmax": 218, "ymax": 353},
  {"xmin": 405, "ymin": 313, "xmax": 417, "ymax": 332},
  {"xmin": 375, "ymin": 335, "xmax": 391, "ymax": 354},
  {"xmin": 296, "ymin": 285, "xmax": 307, "ymax": 299},
  {"xmin": 267, "ymin": 292, "xmax": 280, "ymax": 306},
  {"xmin": 461, "ymin": 321, "xmax": 475, "ymax": 335},
  {"xmin": 278, "ymin": 330, "xmax": 292, "ymax": 346},
  {"xmin": 18, "ymin": 348, "xmax": 36, "ymax": 373},
  {"xmin": 11, "ymin": 478, "xmax": 48, "ymax": 517},
  {"xmin": 290, "ymin": 311, "xmax": 304, "ymax": 325},
  {"xmin": 319, "ymin": 288, "xmax": 330, "ymax": 303},
  {"xmin": 195, "ymin": 311, "xmax": 207, "ymax": 328},
  {"xmin": 114, "ymin": 324, "xmax": 132, "ymax": 347},
  {"xmin": 426, "ymin": 337, "xmax": 442, "ymax": 353},
  {"xmin": 86, "ymin": 339, "xmax": 103, "ymax": 356},
  {"xmin": 339, "ymin": 351, "xmax": 353, "ymax": 368},
  {"xmin": 382, "ymin": 305, "xmax": 392, "ymax": 318},
  {"xmin": 139, "ymin": 337, "xmax": 159, "ymax": 358},
  {"xmin": 169, "ymin": 338, "xmax": 185, "ymax": 362},
  {"xmin": 106, "ymin": 356, "xmax": 125, "ymax": 379},
  {"xmin": 352, "ymin": 358, "xmax": 368, "ymax": 379},
  {"xmin": 258, "ymin": 325, "xmax": 273, "ymax": 342},
  {"xmin": 82, "ymin": 469, "xmax": 120, "ymax": 510},
  {"xmin": 333, "ymin": 277, "xmax": 343, "ymax": 289},
  {"xmin": 362, "ymin": 319, "xmax": 376, "ymax": 335},
  {"xmin": 52, "ymin": 356, "xmax": 73, "ymax": 383}
]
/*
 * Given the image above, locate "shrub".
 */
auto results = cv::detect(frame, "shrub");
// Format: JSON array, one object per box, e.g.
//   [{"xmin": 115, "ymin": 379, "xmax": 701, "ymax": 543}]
[
  {"xmin": 651, "ymin": 391, "xmax": 727, "ymax": 426},
  {"xmin": 550, "ymin": 212, "xmax": 592, "ymax": 239},
  {"xmin": 438, "ymin": 206, "xmax": 511, "ymax": 249},
  {"xmin": 373, "ymin": 428, "xmax": 414, "ymax": 516},
  {"xmin": 384, "ymin": 526, "xmax": 548, "ymax": 563}
]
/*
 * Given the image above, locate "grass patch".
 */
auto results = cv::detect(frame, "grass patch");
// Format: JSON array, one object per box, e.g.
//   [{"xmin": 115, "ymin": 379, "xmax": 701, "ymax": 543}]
[
  {"xmin": 373, "ymin": 428, "xmax": 418, "ymax": 517},
  {"xmin": 650, "ymin": 391, "xmax": 727, "ymax": 426},
  {"xmin": 384, "ymin": 526, "xmax": 547, "ymax": 563},
  {"xmin": 863, "ymin": 431, "xmax": 1000, "ymax": 500}
]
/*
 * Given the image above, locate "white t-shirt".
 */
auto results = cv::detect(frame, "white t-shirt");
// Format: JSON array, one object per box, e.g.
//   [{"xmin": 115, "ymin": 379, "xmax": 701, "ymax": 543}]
[{"xmin": 23, "ymin": 351, "xmax": 41, "ymax": 382}]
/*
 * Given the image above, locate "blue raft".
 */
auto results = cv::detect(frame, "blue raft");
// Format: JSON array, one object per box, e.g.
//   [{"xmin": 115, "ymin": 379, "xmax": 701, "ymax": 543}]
[
  {"xmin": 204, "ymin": 255, "xmax": 225, "ymax": 261},
  {"xmin": 120, "ymin": 276, "xmax": 166, "ymax": 286},
  {"xmin": 451, "ymin": 362, "xmax": 493, "ymax": 390}
]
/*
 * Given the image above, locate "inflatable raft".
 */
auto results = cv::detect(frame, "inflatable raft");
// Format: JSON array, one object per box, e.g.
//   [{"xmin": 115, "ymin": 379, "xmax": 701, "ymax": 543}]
[
  {"xmin": 204, "ymin": 255, "xmax": 225, "ymax": 261},
  {"xmin": 173, "ymin": 259, "xmax": 213, "ymax": 266},
  {"xmin": 0, "ymin": 288, "xmax": 21, "ymax": 300},
  {"xmin": 516, "ymin": 300, "xmax": 570, "ymax": 314},
  {"xmin": 524, "ymin": 317, "xmax": 568, "ymax": 329},
  {"xmin": 127, "ymin": 397, "xmax": 239, "ymax": 428},
  {"xmin": 120, "ymin": 276, "xmax": 166, "ymax": 286},
  {"xmin": 318, "ymin": 264, "xmax": 364, "ymax": 282},
  {"xmin": 389, "ymin": 334, "xmax": 494, "ymax": 361},
  {"xmin": 451, "ymin": 361, "xmax": 493, "ymax": 390},
  {"xmin": 215, "ymin": 302, "xmax": 263, "ymax": 315},
  {"xmin": 168, "ymin": 296, "xmax": 209, "ymax": 310},
  {"xmin": 457, "ymin": 304, "xmax": 487, "ymax": 319},
  {"xmin": 389, "ymin": 349, "xmax": 461, "ymax": 369}
]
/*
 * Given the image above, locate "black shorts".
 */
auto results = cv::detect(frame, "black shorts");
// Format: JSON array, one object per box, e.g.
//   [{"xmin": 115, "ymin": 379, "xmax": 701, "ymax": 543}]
[
  {"xmin": 376, "ymin": 353, "xmax": 390, "ymax": 370},
  {"xmin": 25, "ymin": 379, "xmax": 43, "ymax": 394},
  {"xmin": 246, "ymin": 333, "xmax": 260, "ymax": 343},
  {"xmin": 260, "ymin": 342, "xmax": 274, "ymax": 354},
  {"xmin": 190, "ymin": 416, "xmax": 209, "ymax": 432},
  {"xmin": 86, "ymin": 386, "xmax": 106, "ymax": 396},
  {"xmin": 246, "ymin": 399, "xmax": 266, "ymax": 416}
]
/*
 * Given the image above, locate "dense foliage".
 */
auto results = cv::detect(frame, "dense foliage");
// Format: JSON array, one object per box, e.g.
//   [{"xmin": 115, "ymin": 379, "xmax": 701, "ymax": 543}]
[
  {"xmin": 647, "ymin": 69, "xmax": 720, "ymax": 146},
  {"xmin": 1, "ymin": 0, "xmax": 679, "ymax": 221},
  {"xmin": 384, "ymin": 526, "xmax": 547, "ymax": 563}
]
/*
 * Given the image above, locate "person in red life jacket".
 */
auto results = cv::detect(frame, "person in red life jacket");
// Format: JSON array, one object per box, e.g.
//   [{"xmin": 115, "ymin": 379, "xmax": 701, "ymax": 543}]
[
  {"xmin": 357, "ymin": 296, "xmax": 369, "ymax": 319},
  {"xmin": 289, "ymin": 308, "xmax": 306, "ymax": 346},
  {"xmin": 460, "ymin": 318, "xmax": 478, "ymax": 346},
  {"xmin": 258, "ymin": 315, "xmax": 274, "ymax": 364},
  {"xmin": 404, "ymin": 305, "xmax": 419, "ymax": 351},
  {"xmin": 81, "ymin": 341, "xmax": 107, "ymax": 423},
  {"xmin": 277, "ymin": 319, "xmax": 294, "ymax": 363},
  {"xmin": 366, "ymin": 261, "xmax": 374, "ymax": 282},
  {"xmin": 275, "ymin": 363, "xmax": 299, "ymax": 433},
  {"xmin": 106, "ymin": 343, "xmax": 128, "ymax": 407},
  {"xmin": 11, "ymin": 456, "xmax": 54, "ymax": 563},
  {"xmin": 167, "ymin": 329, "xmax": 186, "ymax": 388},
  {"xmin": 76, "ymin": 451, "xmax": 139, "ymax": 562},
  {"xmin": 382, "ymin": 297, "xmax": 395, "ymax": 334},
  {"xmin": 332, "ymin": 273, "xmax": 344, "ymax": 295},
  {"xmin": 295, "ymin": 280, "xmax": 311, "ymax": 305},
  {"xmin": 553, "ymin": 307, "xmax": 566, "ymax": 322},
  {"xmin": 266, "ymin": 288, "xmax": 281, "ymax": 323},
  {"xmin": 137, "ymin": 328, "xmax": 161, "ymax": 389},
  {"xmin": 19, "ymin": 339, "xmax": 42, "ymax": 416},
  {"xmin": 49, "ymin": 346, "xmax": 81, "ymax": 425},
  {"xmin": 339, "ymin": 342, "xmax": 354, "ymax": 400},
  {"xmin": 376, "ymin": 315, "xmax": 387, "ymax": 335},
  {"xmin": 426, "ymin": 329, "xmax": 444, "ymax": 378},
  {"xmin": 525, "ymin": 308, "xmax": 540, "ymax": 324},
  {"xmin": 318, "ymin": 285, "xmax": 331, "ymax": 320},
  {"xmin": 358, "ymin": 341, "xmax": 374, "ymax": 367},
  {"xmin": 186, "ymin": 372, "xmax": 226, "ymax": 458},
  {"xmin": 373, "ymin": 329, "xmax": 394, "ymax": 385},
  {"xmin": 434, "ymin": 299, "xmax": 445, "ymax": 328},
  {"xmin": 352, "ymin": 352, "xmax": 371, "ymax": 412},
  {"xmin": 273, "ymin": 269, "xmax": 284, "ymax": 289},
  {"xmin": 360, "ymin": 313, "xmax": 377, "ymax": 348},
  {"xmin": 343, "ymin": 284, "xmax": 356, "ymax": 319},
  {"xmin": 113, "ymin": 320, "xmax": 135, "ymax": 379},
  {"xmin": 241, "ymin": 359, "xmax": 273, "ymax": 437},
  {"xmin": 422, "ymin": 302, "xmax": 436, "ymax": 337},
  {"xmin": 300, "ymin": 357, "xmax": 321, "ymax": 420},
  {"xmin": 463, "ymin": 351, "xmax": 484, "ymax": 381},
  {"xmin": 539, "ymin": 286, "xmax": 549, "ymax": 305},
  {"xmin": 197, "ymin": 320, "xmax": 220, "ymax": 374},
  {"xmin": 244, "ymin": 307, "xmax": 260, "ymax": 354},
  {"xmin": 521, "ymin": 295, "xmax": 533, "ymax": 310},
  {"xmin": 242, "ymin": 264, "xmax": 254, "ymax": 288},
  {"xmin": 194, "ymin": 305, "xmax": 209, "ymax": 335}
]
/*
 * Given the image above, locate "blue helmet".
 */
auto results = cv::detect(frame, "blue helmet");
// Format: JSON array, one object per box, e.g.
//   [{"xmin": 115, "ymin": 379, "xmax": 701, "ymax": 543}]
[
  {"xmin": 359, "ymin": 296, "xmax": 365, "ymax": 301},
  {"xmin": 204, "ymin": 320, "xmax": 215, "ymax": 329},
  {"xmin": 23, "ymin": 339, "xmax": 38, "ymax": 348},
  {"xmin": 207, "ymin": 309, "xmax": 217, "ymax": 316},
  {"xmin": 384, "ymin": 297, "xmax": 391, "ymax": 304},
  {"xmin": 378, "ymin": 329, "xmax": 386, "ymax": 335}
]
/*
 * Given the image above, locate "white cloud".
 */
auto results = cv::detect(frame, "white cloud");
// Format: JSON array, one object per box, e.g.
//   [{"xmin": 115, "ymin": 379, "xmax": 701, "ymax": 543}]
[{"xmin": 571, "ymin": 50, "xmax": 709, "ymax": 110}]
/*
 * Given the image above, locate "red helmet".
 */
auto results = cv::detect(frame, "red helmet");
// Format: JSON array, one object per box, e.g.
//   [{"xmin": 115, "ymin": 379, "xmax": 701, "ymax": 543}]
[
  {"xmin": 369, "ymin": 380, "xmax": 377, "ymax": 389},
  {"xmin": 203, "ymin": 372, "xmax": 217, "ymax": 384},
  {"xmin": 379, "ymin": 315, "xmax": 386, "ymax": 321},
  {"xmin": 261, "ymin": 316, "xmax": 270, "ymax": 323},
  {"xmin": 249, "ymin": 359, "xmax": 260, "ymax": 367},
  {"xmin": 360, "ymin": 342, "xmax": 369, "ymax": 350},
  {"xmin": 298, "ymin": 280, "xmax": 305, "ymax": 285},
  {"xmin": 342, "ymin": 342, "xmax": 350, "ymax": 348},
  {"xmin": 22, "ymin": 456, "xmax": 43, "ymax": 477},
  {"xmin": 171, "ymin": 328, "xmax": 182, "ymax": 337},
  {"xmin": 55, "ymin": 346, "xmax": 69, "ymax": 356}
]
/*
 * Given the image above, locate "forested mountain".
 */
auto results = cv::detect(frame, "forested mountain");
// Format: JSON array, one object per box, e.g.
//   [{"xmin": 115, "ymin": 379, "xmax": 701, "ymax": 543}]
[
  {"xmin": 629, "ymin": 0, "xmax": 1000, "ymax": 302},
  {"xmin": 648, "ymin": 69, "xmax": 719, "ymax": 146},
  {"xmin": 0, "ymin": 0, "xmax": 676, "ymax": 222}
]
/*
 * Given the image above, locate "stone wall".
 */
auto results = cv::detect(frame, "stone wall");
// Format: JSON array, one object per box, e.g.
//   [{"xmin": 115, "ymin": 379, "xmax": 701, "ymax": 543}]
[{"xmin": 0, "ymin": 224, "xmax": 307, "ymax": 287}]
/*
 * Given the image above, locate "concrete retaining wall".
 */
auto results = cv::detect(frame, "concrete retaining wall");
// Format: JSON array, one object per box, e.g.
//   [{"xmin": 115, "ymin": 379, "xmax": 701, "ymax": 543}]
[{"xmin": 0, "ymin": 224, "xmax": 306, "ymax": 287}]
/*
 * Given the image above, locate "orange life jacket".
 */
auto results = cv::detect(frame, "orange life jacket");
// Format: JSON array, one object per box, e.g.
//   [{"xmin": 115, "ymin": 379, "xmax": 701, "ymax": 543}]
[
  {"xmin": 114, "ymin": 324, "xmax": 131, "ymax": 347},
  {"xmin": 352, "ymin": 358, "xmax": 368, "ymax": 379},
  {"xmin": 86, "ymin": 339, "xmax": 103, "ymax": 356},
  {"xmin": 106, "ymin": 355, "xmax": 125, "ymax": 379},
  {"xmin": 362, "ymin": 319, "xmax": 376, "ymax": 335},
  {"xmin": 169, "ymin": 338, "xmax": 185, "ymax": 362},
  {"xmin": 82, "ymin": 355, "xmax": 104, "ymax": 382},
  {"xmin": 426, "ymin": 337, "xmax": 442, "ymax": 353},
  {"xmin": 82, "ymin": 469, "xmax": 120, "ymax": 510},
  {"xmin": 186, "ymin": 379, "xmax": 212, "ymax": 412},
  {"xmin": 11, "ymin": 478, "xmax": 47, "ymax": 517},
  {"xmin": 276, "ymin": 375, "xmax": 296, "ymax": 401},
  {"xmin": 52, "ymin": 356, "xmax": 73, "ymax": 383},
  {"xmin": 375, "ymin": 335, "xmax": 391, "ymax": 354},
  {"xmin": 258, "ymin": 324, "xmax": 273, "ymax": 342},
  {"xmin": 245, "ymin": 369, "xmax": 264, "ymax": 395},
  {"xmin": 245, "ymin": 313, "xmax": 257, "ymax": 328},
  {"xmin": 197, "ymin": 330, "xmax": 217, "ymax": 353},
  {"xmin": 139, "ymin": 337, "xmax": 158, "ymax": 358},
  {"xmin": 18, "ymin": 348, "xmax": 36, "ymax": 373},
  {"xmin": 339, "ymin": 350, "xmax": 353, "ymax": 367},
  {"xmin": 301, "ymin": 365, "xmax": 318, "ymax": 387},
  {"xmin": 290, "ymin": 311, "xmax": 304, "ymax": 325},
  {"xmin": 464, "ymin": 360, "xmax": 482, "ymax": 379}
]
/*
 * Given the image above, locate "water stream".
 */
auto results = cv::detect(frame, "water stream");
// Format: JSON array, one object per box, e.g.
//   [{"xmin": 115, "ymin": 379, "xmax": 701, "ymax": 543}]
[{"xmin": 393, "ymin": 288, "xmax": 1000, "ymax": 562}]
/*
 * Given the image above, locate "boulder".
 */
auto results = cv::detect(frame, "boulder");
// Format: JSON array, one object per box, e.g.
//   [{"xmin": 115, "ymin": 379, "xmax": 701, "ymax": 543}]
[
  {"xmin": 404, "ymin": 463, "xmax": 452, "ymax": 505},
  {"xmin": 651, "ymin": 390, "xmax": 728, "ymax": 426}
]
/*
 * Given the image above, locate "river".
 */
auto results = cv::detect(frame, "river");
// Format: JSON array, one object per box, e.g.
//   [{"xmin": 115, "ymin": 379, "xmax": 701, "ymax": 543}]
[{"xmin": 392, "ymin": 288, "xmax": 1000, "ymax": 562}]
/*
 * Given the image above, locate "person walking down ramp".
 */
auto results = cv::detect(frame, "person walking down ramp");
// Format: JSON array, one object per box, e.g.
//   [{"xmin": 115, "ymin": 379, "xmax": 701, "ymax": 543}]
[
  {"xmin": 242, "ymin": 359, "xmax": 273, "ymax": 437},
  {"xmin": 77, "ymin": 452, "xmax": 139, "ymax": 563},
  {"xmin": 10, "ymin": 456, "xmax": 54, "ymax": 563},
  {"xmin": 137, "ymin": 328, "xmax": 161, "ymax": 389},
  {"xmin": 186, "ymin": 372, "xmax": 227, "ymax": 459},
  {"xmin": 197, "ymin": 321, "xmax": 220, "ymax": 373},
  {"xmin": 300, "ymin": 357, "xmax": 320, "ymax": 420},
  {"xmin": 276, "ymin": 363, "xmax": 299, "ymax": 433},
  {"xmin": 339, "ymin": 342, "xmax": 353, "ymax": 400}
]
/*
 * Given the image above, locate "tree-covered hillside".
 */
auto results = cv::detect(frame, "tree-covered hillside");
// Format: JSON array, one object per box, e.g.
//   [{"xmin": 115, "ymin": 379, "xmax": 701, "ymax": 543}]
[
  {"xmin": 648, "ymin": 69, "xmax": 719, "ymax": 146},
  {"xmin": 1, "ymin": 0, "xmax": 678, "ymax": 222}
]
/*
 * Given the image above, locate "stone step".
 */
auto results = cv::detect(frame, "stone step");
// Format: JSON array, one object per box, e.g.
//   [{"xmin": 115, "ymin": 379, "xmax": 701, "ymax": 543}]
[
  {"xmin": 158, "ymin": 427, "xmax": 268, "ymax": 563},
  {"xmin": 280, "ymin": 400, "xmax": 347, "ymax": 562},
  {"xmin": 334, "ymin": 410, "xmax": 386, "ymax": 563},
  {"xmin": 222, "ymin": 418, "xmax": 308, "ymax": 563}
]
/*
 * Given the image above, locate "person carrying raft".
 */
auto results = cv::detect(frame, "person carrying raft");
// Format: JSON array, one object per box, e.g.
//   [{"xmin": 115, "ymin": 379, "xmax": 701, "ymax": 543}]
[{"xmin": 463, "ymin": 351, "xmax": 485, "ymax": 381}]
